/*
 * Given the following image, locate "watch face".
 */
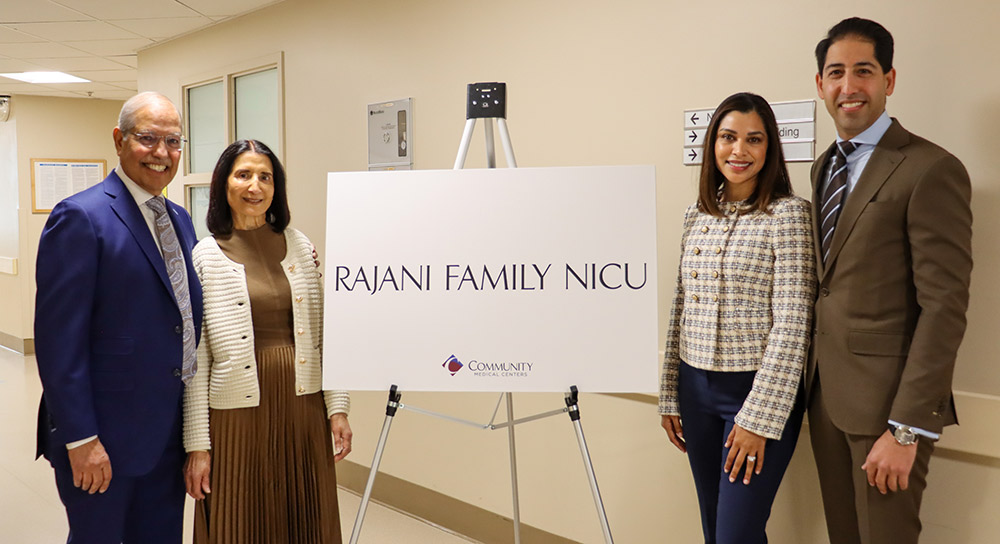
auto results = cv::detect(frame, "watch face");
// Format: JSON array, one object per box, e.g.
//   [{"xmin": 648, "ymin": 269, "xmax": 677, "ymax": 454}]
[{"xmin": 894, "ymin": 427, "xmax": 918, "ymax": 445}]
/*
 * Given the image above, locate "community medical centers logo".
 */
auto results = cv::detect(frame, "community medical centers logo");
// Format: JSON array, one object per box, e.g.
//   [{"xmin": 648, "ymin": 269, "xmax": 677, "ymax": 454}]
[
  {"xmin": 442, "ymin": 354, "xmax": 464, "ymax": 376},
  {"xmin": 441, "ymin": 354, "xmax": 534, "ymax": 378}
]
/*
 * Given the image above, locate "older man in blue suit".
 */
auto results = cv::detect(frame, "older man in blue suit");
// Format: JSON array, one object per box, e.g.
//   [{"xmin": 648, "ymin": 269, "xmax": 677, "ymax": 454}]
[{"xmin": 35, "ymin": 91, "xmax": 203, "ymax": 543}]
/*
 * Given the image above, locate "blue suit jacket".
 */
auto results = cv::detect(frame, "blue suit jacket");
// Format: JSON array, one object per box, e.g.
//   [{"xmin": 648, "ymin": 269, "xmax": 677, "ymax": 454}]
[{"xmin": 35, "ymin": 171, "xmax": 203, "ymax": 477}]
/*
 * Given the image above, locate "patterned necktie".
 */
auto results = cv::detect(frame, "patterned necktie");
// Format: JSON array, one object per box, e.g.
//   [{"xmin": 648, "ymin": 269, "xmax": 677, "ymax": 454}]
[
  {"xmin": 145, "ymin": 196, "xmax": 197, "ymax": 384},
  {"xmin": 819, "ymin": 140, "xmax": 858, "ymax": 263}
]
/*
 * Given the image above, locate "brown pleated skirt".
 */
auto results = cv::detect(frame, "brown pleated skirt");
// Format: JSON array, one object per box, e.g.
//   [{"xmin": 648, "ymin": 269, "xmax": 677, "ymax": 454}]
[{"xmin": 194, "ymin": 344, "xmax": 342, "ymax": 544}]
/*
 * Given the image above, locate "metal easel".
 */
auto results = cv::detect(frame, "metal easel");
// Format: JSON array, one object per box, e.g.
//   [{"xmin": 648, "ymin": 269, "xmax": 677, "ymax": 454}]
[{"xmin": 349, "ymin": 83, "xmax": 613, "ymax": 544}]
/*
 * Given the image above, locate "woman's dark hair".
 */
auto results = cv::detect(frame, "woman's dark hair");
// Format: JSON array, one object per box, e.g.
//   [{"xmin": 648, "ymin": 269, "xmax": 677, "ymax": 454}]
[
  {"xmin": 697, "ymin": 92, "xmax": 792, "ymax": 216},
  {"xmin": 205, "ymin": 139, "xmax": 290, "ymax": 235}
]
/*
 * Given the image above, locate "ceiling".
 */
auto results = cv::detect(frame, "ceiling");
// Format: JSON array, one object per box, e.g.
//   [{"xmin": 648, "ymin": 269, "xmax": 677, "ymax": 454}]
[{"xmin": 0, "ymin": 0, "xmax": 284, "ymax": 100}]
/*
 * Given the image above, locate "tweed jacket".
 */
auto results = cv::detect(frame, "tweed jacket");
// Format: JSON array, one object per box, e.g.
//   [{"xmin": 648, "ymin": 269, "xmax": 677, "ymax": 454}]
[
  {"xmin": 659, "ymin": 195, "xmax": 816, "ymax": 440},
  {"xmin": 183, "ymin": 227, "xmax": 349, "ymax": 452}
]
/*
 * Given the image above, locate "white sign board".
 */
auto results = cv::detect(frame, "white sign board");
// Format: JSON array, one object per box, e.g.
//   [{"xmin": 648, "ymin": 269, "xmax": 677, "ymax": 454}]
[
  {"xmin": 682, "ymin": 99, "xmax": 816, "ymax": 165},
  {"xmin": 324, "ymin": 166, "xmax": 658, "ymax": 393}
]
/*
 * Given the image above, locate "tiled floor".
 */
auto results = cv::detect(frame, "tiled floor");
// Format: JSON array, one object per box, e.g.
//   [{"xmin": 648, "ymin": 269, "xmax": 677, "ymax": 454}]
[{"xmin": 0, "ymin": 346, "xmax": 475, "ymax": 543}]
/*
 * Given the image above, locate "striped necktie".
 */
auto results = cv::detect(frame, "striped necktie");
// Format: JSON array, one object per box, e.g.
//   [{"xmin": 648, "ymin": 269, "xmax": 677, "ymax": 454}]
[
  {"xmin": 145, "ymin": 196, "xmax": 197, "ymax": 384},
  {"xmin": 819, "ymin": 141, "xmax": 857, "ymax": 263}
]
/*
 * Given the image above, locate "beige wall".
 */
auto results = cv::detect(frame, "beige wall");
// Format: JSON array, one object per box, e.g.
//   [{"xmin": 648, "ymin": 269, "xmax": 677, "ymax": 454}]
[
  {"xmin": 0, "ymin": 96, "xmax": 122, "ymax": 350},
  {"xmin": 131, "ymin": 0, "xmax": 1000, "ymax": 541}
]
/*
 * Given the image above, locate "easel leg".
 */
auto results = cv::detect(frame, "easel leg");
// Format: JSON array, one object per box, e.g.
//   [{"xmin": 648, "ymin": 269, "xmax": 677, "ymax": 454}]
[
  {"xmin": 453, "ymin": 118, "xmax": 477, "ymax": 169},
  {"xmin": 349, "ymin": 386, "xmax": 402, "ymax": 544},
  {"xmin": 484, "ymin": 118, "xmax": 497, "ymax": 168},
  {"xmin": 565, "ymin": 387, "xmax": 614, "ymax": 543},
  {"xmin": 506, "ymin": 392, "xmax": 522, "ymax": 544},
  {"xmin": 497, "ymin": 118, "xmax": 518, "ymax": 167}
]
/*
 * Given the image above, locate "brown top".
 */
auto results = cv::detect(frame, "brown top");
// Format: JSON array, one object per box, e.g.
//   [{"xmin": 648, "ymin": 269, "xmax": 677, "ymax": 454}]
[{"xmin": 217, "ymin": 225, "xmax": 294, "ymax": 349}]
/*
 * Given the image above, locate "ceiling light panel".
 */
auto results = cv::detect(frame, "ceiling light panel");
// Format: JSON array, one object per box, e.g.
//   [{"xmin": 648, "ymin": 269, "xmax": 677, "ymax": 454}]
[{"xmin": 0, "ymin": 71, "xmax": 89, "ymax": 83}]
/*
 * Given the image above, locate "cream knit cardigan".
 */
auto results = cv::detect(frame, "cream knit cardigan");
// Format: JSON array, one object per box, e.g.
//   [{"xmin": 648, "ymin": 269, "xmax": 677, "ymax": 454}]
[{"xmin": 183, "ymin": 227, "xmax": 349, "ymax": 452}]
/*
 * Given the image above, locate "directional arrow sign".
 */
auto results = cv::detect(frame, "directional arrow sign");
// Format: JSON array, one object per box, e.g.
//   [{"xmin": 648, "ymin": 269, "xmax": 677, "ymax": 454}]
[
  {"xmin": 683, "ymin": 99, "xmax": 816, "ymax": 165},
  {"xmin": 682, "ymin": 147, "xmax": 701, "ymax": 165},
  {"xmin": 777, "ymin": 120, "xmax": 815, "ymax": 143},
  {"xmin": 770, "ymin": 100, "xmax": 816, "ymax": 123},
  {"xmin": 684, "ymin": 128, "xmax": 707, "ymax": 148},
  {"xmin": 683, "ymin": 108, "xmax": 714, "ymax": 129}
]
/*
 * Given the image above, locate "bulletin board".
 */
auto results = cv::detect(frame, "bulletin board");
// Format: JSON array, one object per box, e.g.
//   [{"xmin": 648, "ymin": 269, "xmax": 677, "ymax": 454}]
[{"xmin": 31, "ymin": 158, "xmax": 107, "ymax": 213}]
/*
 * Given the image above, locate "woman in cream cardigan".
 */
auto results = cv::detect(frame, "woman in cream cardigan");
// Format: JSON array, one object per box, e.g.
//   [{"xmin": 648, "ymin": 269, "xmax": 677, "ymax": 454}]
[{"xmin": 183, "ymin": 139, "xmax": 351, "ymax": 544}]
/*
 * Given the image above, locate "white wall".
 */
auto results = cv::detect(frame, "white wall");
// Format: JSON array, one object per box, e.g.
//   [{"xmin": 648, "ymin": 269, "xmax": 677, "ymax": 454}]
[
  {"xmin": 0, "ymin": 96, "xmax": 122, "ymax": 348},
  {"xmin": 129, "ymin": 0, "xmax": 1000, "ymax": 541},
  {"xmin": 0, "ymin": 120, "xmax": 17, "ymax": 259}
]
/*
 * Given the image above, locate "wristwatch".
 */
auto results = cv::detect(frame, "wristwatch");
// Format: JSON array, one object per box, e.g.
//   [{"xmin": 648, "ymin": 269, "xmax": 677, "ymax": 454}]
[{"xmin": 890, "ymin": 424, "xmax": 918, "ymax": 446}]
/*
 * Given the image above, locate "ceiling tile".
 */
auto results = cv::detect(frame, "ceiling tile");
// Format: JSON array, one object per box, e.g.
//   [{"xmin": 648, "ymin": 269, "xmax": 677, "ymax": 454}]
[
  {"xmin": 7, "ymin": 89, "xmax": 91, "ymax": 99},
  {"xmin": 109, "ymin": 17, "xmax": 213, "ymax": 40},
  {"xmin": 106, "ymin": 55, "xmax": 137, "ymax": 68},
  {"xmin": 88, "ymin": 89, "xmax": 134, "ymax": 101},
  {"xmin": 69, "ymin": 69, "xmax": 138, "ymax": 83},
  {"xmin": 0, "ymin": 81, "xmax": 45, "ymax": 93},
  {"xmin": 38, "ymin": 81, "xmax": 122, "ymax": 92},
  {"xmin": 0, "ymin": 25, "xmax": 46, "ymax": 44},
  {"xmin": 22, "ymin": 56, "xmax": 132, "ymax": 71},
  {"xmin": 0, "ymin": 58, "xmax": 50, "ymax": 72},
  {"xmin": 8, "ymin": 21, "xmax": 141, "ymax": 42},
  {"xmin": 0, "ymin": 42, "xmax": 87, "ymax": 59},
  {"xmin": 108, "ymin": 82, "xmax": 138, "ymax": 91},
  {"xmin": 63, "ymin": 38, "xmax": 153, "ymax": 57},
  {"xmin": 1, "ymin": 0, "xmax": 287, "ymax": 99},
  {"xmin": 180, "ymin": 0, "xmax": 284, "ymax": 18},
  {"xmin": 51, "ymin": 0, "xmax": 201, "ymax": 20},
  {"xmin": 0, "ymin": 1, "xmax": 91, "ymax": 23}
]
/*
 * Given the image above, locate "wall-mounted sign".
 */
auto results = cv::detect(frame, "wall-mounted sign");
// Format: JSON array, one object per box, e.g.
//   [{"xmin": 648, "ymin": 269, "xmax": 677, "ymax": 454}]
[
  {"xmin": 368, "ymin": 98, "xmax": 412, "ymax": 170},
  {"xmin": 31, "ymin": 159, "xmax": 107, "ymax": 213},
  {"xmin": 324, "ymin": 166, "xmax": 659, "ymax": 393},
  {"xmin": 682, "ymin": 99, "xmax": 816, "ymax": 165}
]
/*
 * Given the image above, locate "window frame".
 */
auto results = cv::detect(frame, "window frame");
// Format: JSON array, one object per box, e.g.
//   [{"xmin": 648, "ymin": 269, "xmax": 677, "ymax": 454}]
[{"xmin": 179, "ymin": 52, "xmax": 285, "ymax": 185}]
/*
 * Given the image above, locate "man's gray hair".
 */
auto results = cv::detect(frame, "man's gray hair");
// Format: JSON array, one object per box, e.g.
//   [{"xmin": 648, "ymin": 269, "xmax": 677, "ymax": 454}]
[{"xmin": 118, "ymin": 91, "xmax": 181, "ymax": 134}]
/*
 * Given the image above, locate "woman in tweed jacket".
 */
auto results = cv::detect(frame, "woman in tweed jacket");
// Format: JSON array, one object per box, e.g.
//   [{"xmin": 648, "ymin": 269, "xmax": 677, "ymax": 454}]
[{"xmin": 659, "ymin": 93, "xmax": 816, "ymax": 544}]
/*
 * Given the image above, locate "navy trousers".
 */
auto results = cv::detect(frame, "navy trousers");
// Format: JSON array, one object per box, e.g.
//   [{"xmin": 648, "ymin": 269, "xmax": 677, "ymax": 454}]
[
  {"xmin": 678, "ymin": 361, "xmax": 804, "ymax": 544},
  {"xmin": 50, "ymin": 415, "xmax": 186, "ymax": 544}
]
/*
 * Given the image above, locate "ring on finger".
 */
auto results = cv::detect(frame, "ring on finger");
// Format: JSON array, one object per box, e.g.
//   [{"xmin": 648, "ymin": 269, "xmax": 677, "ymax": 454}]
[{"xmin": 746, "ymin": 455, "xmax": 757, "ymax": 463}]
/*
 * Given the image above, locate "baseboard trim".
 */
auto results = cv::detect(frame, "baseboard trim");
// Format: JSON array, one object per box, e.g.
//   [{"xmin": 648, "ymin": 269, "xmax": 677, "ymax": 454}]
[
  {"xmin": 601, "ymin": 391, "xmax": 1000, "ymax": 461},
  {"xmin": 0, "ymin": 332, "xmax": 32, "ymax": 355},
  {"xmin": 337, "ymin": 459, "xmax": 579, "ymax": 544}
]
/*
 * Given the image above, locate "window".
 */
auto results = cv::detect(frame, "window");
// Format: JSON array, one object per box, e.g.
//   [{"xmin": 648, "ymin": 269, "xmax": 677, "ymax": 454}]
[
  {"xmin": 185, "ymin": 184, "xmax": 211, "ymax": 241},
  {"xmin": 186, "ymin": 81, "xmax": 225, "ymax": 174},
  {"xmin": 234, "ymin": 68, "xmax": 279, "ymax": 147},
  {"xmin": 180, "ymin": 53, "xmax": 284, "ymax": 229}
]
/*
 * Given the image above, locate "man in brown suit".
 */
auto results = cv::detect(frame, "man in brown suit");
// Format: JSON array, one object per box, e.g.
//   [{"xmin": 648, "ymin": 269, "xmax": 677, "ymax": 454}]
[{"xmin": 806, "ymin": 17, "xmax": 973, "ymax": 544}]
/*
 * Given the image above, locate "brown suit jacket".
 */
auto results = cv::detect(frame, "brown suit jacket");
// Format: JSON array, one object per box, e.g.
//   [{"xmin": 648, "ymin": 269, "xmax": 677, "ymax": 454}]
[{"xmin": 807, "ymin": 118, "xmax": 972, "ymax": 436}]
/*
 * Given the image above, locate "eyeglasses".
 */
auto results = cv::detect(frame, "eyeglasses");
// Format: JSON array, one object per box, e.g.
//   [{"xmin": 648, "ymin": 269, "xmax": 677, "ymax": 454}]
[{"xmin": 128, "ymin": 131, "xmax": 186, "ymax": 151}]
